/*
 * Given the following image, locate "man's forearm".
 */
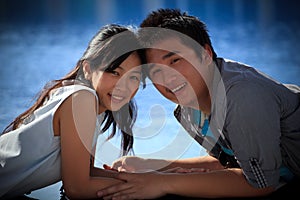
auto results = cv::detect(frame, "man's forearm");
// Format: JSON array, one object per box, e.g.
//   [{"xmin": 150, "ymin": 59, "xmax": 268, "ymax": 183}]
[
  {"xmin": 157, "ymin": 155, "xmax": 224, "ymax": 171},
  {"xmin": 162, "ymin": 168, "xmax": 274, "ymax": 198}
]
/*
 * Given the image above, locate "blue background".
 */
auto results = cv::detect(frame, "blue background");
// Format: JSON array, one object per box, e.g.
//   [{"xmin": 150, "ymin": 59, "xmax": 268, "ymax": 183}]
[{"xmin": 1, "ymin": 0, "xmax": 300, "ymax": 199}]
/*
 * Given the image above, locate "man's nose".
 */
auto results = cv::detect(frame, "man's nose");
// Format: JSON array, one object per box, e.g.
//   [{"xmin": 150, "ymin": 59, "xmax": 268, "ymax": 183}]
[{"xmin": 162, "ymin": 68, "xmax": 179, "ymax": 85}]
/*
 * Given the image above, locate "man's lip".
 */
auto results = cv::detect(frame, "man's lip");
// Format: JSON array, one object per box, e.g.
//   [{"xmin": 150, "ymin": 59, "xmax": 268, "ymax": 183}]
[{"xmin": 170, "ymin": 82, "xmax": 187, "ymax": 93}]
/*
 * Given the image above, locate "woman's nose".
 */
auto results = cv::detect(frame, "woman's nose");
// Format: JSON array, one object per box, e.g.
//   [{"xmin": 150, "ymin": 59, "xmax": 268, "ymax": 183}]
[
  {"xmin": 114, "ymin": 79, "xmax": 126, "ymax": 91},
  {"xmin": 115, "ymin": 75, "xmax": 138, "ymax": 92}
]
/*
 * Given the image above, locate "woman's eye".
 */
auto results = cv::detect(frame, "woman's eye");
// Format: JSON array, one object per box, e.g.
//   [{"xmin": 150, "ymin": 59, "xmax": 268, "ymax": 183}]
[
  {"xmin": 151, "ymin": 68, "xmax": 162, "ymax": 77},
  {"xmin": 130, "ymin": 75, "xmax": 140, "ymax": 81},
  {"xmin": 111, "ymin": 70, "xmax": 120, "ymax": 76}
]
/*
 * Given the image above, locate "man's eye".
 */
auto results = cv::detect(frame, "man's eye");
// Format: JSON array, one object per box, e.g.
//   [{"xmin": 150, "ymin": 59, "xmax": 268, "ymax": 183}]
[{"xmin": 171, "ymin": 58, "xmax": 181, "ymax": 64}]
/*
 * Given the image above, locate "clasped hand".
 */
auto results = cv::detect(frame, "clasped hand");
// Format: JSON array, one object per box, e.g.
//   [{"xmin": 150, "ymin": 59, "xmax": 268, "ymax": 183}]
[{"xmin": 98, "ymin": 156, "xmax": 209, "ymax": 200}]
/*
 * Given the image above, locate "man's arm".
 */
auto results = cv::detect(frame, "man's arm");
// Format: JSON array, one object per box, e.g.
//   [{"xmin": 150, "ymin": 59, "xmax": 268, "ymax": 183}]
[
  {"xmin": 111, "ymin": 155, "xmax": 224, "ymax": 172},
  {"xmin": 160, "ymin": 155, "xmax": 224, "ymax": 171}
]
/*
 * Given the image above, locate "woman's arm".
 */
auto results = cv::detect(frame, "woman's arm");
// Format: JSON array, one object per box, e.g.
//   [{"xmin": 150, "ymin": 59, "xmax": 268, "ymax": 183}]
[
  {"xmin": 90, "ymin": 164, "xmax": 119, "ymax": 178},
  {"xmin": 98, "ymin": 168, "xmax": 274, "ymax": 200},
  {"xmin": 58, "ymin": 90, "xmax": 122, "ymax": 199}
]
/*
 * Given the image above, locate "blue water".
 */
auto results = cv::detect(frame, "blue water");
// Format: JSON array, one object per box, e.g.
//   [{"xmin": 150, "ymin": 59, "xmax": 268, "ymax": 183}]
[{"xmin": 1, "ymin": 0, "xmax": 300, "ymax": 199}]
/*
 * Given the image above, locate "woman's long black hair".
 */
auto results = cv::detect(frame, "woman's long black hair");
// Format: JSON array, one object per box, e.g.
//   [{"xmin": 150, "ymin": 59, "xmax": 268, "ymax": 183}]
[{"xmin": 2, "ymin": 24, "xmax": 145, "ymax": 156}]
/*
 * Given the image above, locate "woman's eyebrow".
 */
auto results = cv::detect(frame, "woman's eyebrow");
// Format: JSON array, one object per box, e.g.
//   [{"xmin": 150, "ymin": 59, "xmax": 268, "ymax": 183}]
[
  {"xmin": 118, "ymin": 66, "xmax": 141, "ymax": 74},
  {"xmin": 131, "ymin": 70, "xmax": 142, "ymax": 74},
  {"xmin": 147, "ymin": 63, "xmax": 155, "ymax": 68}
]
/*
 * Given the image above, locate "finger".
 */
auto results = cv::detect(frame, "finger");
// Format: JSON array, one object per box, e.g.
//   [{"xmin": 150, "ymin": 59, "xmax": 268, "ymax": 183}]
[
  {"xmin": 97, "ymin": 181, "xmax": 132, "ymax": 197},
  {"xmin": 112, "ymin": 161, "xmax": 122, "ymax": 169},
  {"xmin": 103, "ymin": 190, "xmax": 135, "ymax": 200},
  {"xmin": 118, "ymin": 166, "xmax": 126, "ymax": 172},
  {"xmin": 103, "ymin": 164, "xmax": 112, "ymax": 170},
  {"xmin": 162, "ymin": 167, "xmax": 184, "ymax": 173},
  {"xmin": 117, "ymin": 166, "xmax": 136, "ymax": 173},
  {"xmin": 175, "ymin": 168, "xmax": 192, "ymax": 173},
  {"xmin": 111, "ymin": 193, "xmax": 136, "ymax": 200},
  {"xmin": 190, "ymin": 168, "xmax": 210, "ymax": 173},
  {"xmin": 111, "ymin": 190, "xmax": 137, "ymax": 200},
  {"xmin": 103, "ymin": 164, "xmax": 118, "ymax": 172},
  {"xmin": 124, "ymin": 165, "xmax": 135, "ymax": 172}
]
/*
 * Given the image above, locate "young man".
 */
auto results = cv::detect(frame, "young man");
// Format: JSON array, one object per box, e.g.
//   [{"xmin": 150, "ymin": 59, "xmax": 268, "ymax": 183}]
[{"xmin": 97, "ymin": 9, "xmax": 300, "ymax": 199}]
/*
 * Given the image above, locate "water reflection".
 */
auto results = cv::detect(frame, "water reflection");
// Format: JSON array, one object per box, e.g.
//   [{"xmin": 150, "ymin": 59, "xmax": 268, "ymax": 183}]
[{"xmin": 0, "ymin": 0, "xmax": 300, "ymax": 199}]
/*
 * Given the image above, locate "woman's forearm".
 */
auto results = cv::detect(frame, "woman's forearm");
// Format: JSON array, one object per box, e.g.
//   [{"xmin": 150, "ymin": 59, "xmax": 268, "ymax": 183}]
[
  {"xmin": 63, "ymin": 174, "xmax": 122, "ymax": 199},
  {"xmin": 90, "ymin": 166, "xmax": 118, "ymax": 178}
]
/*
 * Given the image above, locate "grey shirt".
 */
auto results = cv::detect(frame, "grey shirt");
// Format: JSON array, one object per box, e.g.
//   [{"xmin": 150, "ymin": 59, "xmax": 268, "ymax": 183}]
[
  {"xmin": 218, "ymin": 58, "xmax": 300, "ymax": 188},
  {"xmin": 175, "ymin": 58, "xmax": 300, "ymax": 189}
]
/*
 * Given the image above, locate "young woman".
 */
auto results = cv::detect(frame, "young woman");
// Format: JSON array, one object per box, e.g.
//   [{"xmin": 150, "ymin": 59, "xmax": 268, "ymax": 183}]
[
  {"xmin": 0, "ymin": 24, "xmax": 145, "ymax": 199},
  {"xmin": 97, "ymin": 9, "xmax": 300, "ymax": 200}
]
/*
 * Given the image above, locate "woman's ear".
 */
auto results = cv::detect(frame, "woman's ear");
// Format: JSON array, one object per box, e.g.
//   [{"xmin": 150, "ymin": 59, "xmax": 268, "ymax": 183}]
[{"xmin": 82, "ymin": 60, "xmax": 92, "ymax": 80}]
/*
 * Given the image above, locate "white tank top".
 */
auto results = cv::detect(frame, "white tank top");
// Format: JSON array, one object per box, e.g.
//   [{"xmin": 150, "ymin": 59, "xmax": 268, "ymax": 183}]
[{"xmin": 0, "ymin": 85, "xmax": 98, "ymax": 199}]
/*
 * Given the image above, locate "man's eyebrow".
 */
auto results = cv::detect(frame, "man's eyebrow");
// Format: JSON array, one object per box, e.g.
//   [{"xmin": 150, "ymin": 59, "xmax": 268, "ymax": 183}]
[
  {"xmin": 162, "ymin": 51, "xmax": 180, "ymax": 60},
  {"xmin": 147, "ymin": 50, "xmax": 180, "ymax": 69}
]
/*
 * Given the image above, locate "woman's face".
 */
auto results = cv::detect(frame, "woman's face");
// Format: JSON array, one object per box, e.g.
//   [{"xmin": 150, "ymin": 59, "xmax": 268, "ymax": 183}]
[
  {"xmin": 146, "ymin": 37, "xmax": 212, "ymax": 111},
  {"xmin": 85, "ymin": 52, "xmax": 142, "ymax": 113}
]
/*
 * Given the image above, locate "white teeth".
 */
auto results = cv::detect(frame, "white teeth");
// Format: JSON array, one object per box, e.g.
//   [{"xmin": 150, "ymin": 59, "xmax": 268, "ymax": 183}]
[
  {"xmin": 112, "ymin": 95, "xmax": 123, "ymax": 100},
  {"xmin": 171, "ymin": 83, "xmax": 186, "ymax": 93}
]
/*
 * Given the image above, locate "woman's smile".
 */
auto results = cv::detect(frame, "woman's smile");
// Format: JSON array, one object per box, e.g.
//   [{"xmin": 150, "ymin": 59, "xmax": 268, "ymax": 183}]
[{"xmin": 110, "ymin": 92, "xmax": 126, "ymax": 104}]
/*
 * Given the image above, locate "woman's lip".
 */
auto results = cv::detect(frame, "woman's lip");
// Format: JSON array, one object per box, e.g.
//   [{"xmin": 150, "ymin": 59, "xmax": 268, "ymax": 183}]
[{"xmin": 110, "ymin": 93, "xmax": 126, "ymax": 104}]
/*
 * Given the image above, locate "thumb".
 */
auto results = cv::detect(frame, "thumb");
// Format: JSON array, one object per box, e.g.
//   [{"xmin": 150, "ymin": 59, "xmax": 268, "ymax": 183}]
[
  {"xmin": 103, "ymin": 164, "xmax": 118, "ymax": 172},
  {"xmin": 111, "ymin": 160, "xmax": 122, "ymax": 169}
]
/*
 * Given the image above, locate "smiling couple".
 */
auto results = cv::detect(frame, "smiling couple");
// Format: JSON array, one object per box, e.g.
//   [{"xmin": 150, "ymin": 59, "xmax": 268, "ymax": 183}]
[{"xmin": 1, "ymin": 8, "xmax": 300, "ymax": 200}]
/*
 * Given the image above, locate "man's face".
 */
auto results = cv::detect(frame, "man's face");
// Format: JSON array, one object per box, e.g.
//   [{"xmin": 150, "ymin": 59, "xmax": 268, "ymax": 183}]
[{"xmin": 146, "ymin": 37, "xmax": 212, "ymax": 110}]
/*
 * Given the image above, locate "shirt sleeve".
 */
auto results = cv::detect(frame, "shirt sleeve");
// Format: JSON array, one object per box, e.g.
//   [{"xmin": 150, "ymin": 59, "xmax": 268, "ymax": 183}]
[{"xmin": 224, "ymin": 80, "xmax": 282, "ymax": 188}]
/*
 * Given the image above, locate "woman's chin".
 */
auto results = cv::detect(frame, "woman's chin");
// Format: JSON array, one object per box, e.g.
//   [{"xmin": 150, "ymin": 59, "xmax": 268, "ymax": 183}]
[{"xmin": 109, "ymin": 102, "xmax": 127, "ymax": 111}]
